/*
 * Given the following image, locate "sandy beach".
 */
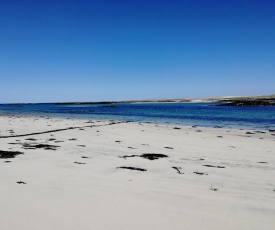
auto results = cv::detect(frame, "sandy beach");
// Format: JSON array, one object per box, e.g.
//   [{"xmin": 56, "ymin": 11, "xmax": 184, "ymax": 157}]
[{"xmin": 0, "ymin": 114, "xmax": 275, "ymax": 230}]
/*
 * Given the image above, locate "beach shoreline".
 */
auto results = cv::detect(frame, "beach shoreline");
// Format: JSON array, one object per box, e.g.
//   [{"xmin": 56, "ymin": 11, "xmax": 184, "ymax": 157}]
[{"xmin": 0, "ymin": 114, "xmax": 275, "ymax": 230}]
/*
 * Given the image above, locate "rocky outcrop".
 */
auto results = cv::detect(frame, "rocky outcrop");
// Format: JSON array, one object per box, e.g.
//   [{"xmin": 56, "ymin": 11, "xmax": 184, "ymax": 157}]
[{"xmin": 217, "ymin": 100, "xmax": 275, "ymax": 106}]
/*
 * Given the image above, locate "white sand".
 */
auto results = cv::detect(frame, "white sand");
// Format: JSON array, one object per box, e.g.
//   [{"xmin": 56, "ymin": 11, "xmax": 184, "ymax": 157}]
[{"xmin": 0, "ymin": 114, "xmax": 275, "ymax": 230}]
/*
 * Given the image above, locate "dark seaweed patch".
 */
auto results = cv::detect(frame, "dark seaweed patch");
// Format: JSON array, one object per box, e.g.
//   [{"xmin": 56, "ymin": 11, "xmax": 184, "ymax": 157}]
[
  {"xmin": 47, "ymin": 138, "xmax": 56, "ymax": 141},
  {"xmin": 210, "ymin": 187, "xmax": 218, "ymax": 191},
  {"xmin": 119, "ymin": 155, "xmax": 139, "ymax": 159},
  {"xmin": 172, "ymin": 166, "xmax": 184, "ymax": 174},
  {"xmin": 164, "ymin": 147, "xmax": 173, "ymax": 149},
  {"xmin": 0, "ymin": 122, "xmax": 122, "ymax": 139},
  {"xmin": 74, "ymin": 162, "xmax": 86, "ymax": 164},
  {"xmin": 120, "ymin": 153, "xmax": 168, "ymax": 160},
  {"xmin": 0, "ymin": 150, "xmax": 24, "ymax": 159},
  {"xmin": 25, "ymin": 138, "xmax": 37, "ymax": 141},
  {"xmin": 140, "ymin": 153, "xmax": 168, "ymax": 160},
  {"xmin": 22, "ymin": 143, "xmax": 60, "ymax": 150},
  {"xmin": 193, "ymin": 172, "xmax": 208, "ymax": 175},
  {"xmin": 203, "ymin": 165, "xmax": 225, "ymax": 168},
  {"xmin": 255, "ymin": 131, "xmax": 265, "ymax": 134},
  {"xmin": 117, "ymin": 166, "xmax": 147, "ymax": 172},
  {"xmin": 17, "ymin": 181, "xmax": 26, "ymax": 184}
]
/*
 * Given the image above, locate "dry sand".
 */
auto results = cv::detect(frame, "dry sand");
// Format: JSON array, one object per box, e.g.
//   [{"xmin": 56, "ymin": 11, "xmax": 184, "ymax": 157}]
[{"xmin": 0, "ymin": 114, "xmax": 275, "ymax": 230}]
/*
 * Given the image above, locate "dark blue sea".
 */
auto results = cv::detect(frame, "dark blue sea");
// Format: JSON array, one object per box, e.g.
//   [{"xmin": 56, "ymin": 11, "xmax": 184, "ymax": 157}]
[{"xmin": 0, "ymin": 103, "xmax": 275, "ymax": 130}]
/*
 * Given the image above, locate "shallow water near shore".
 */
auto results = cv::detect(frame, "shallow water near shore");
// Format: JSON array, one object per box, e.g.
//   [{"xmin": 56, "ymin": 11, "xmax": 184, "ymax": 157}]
[{"xmin": 1, "ymin": 102, "xmax": 275, "ymax": 130}]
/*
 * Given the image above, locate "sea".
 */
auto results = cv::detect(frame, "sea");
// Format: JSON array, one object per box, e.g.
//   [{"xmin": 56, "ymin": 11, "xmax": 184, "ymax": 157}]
[{"xmin": 0, "ymin": 102, "xmax": 275, "ymax": 130}]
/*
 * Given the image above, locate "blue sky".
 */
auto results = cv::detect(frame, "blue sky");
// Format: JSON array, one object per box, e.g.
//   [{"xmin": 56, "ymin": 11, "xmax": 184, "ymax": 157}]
[{"xmin": 0, "ymin": 0, "xmax": 274, "ymax": 103}]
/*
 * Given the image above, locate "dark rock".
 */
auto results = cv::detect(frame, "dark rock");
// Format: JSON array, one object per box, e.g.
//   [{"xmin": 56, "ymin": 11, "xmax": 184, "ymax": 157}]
[{"xmin": 218, "ymin": 100, "xmax": 275, "ymax": 107}]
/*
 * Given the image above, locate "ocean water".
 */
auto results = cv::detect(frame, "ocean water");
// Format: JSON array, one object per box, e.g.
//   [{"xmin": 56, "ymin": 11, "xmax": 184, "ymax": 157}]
[{"xmin": 0, "ymin": 103, "xmax": 275, "ymax": 130}]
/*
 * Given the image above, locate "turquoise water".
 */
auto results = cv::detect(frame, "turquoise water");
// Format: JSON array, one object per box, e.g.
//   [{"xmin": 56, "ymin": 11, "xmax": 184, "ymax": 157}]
[{"xmin": 0, "ymin": 103, "xmax": 275, "ymax": 130}]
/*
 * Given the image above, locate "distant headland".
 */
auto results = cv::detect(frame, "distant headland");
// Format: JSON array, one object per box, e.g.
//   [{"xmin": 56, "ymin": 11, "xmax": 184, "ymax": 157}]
[
  {"xmin": 51, "ymin": 94, "xmax": 275, "ymax": 106},
  {"xmin": 1, "ymin": 94, "xmax": 275, "ymax": 106}
]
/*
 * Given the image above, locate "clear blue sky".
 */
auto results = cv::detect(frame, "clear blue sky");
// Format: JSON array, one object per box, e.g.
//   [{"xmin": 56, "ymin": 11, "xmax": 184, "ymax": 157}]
[{"xmin": 0, "ymin": 0, "xmax": 274, "ymax": 103}]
